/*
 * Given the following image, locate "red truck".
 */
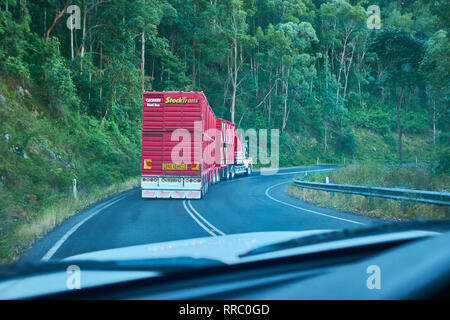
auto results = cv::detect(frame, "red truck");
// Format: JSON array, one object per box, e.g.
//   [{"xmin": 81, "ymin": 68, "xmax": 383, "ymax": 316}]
[{"xmin": 141, "ymin": 91, "xmax": 252, "ymax": 199}]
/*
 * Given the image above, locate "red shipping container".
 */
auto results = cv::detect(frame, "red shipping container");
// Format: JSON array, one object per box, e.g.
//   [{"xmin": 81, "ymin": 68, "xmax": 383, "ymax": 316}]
[
  {"xmin": 215, "ymin": 118, "xmax": 235, "ymax": 169},
  {"xmin": 141, "ymin": 91, "xmax": 217, "ymax": 199}
]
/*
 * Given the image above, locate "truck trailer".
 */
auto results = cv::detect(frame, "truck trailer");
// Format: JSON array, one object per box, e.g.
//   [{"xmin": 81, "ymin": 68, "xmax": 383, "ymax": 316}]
[{"xmin": 141, "ymin": 91, "xmax": 252, "ymax": 199}]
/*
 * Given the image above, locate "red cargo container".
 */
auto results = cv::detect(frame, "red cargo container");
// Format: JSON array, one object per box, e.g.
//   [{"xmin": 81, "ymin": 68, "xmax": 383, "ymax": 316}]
[
  {"xmin": 141, "ymin": 91, "xmax": 216, "ymax": 199},
  {"xmin": 141, "ymin": 91, "xmax": 252, "ymax": 199},
  {"xmin": 215, "ymin": 118, "xmax": 236, "ymax": 180}
]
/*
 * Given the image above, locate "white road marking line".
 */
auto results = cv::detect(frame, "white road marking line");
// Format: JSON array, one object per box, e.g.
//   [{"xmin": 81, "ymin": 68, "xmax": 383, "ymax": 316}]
[
  {"xmin": 41, "ymin": 195, "xmax": 128, "ymax": 261},
  {"xmin": 182, "ymin": 200, "xmax": 218, "ymax": 237},
  {"xmin": 188, "ymin": 200, "xmax": 226, "ymax": 236},
  {"xmin": 265, "ymin": 181, "xmax": 366, "ymax": 226},
  {"xmin": 275, "ymin": 168, "xmax": 335, "ymax": 175}
]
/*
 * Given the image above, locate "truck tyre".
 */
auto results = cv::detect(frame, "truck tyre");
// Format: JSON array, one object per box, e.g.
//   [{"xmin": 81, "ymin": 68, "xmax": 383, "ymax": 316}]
[
  {"xmin": 216, "ymin": 170, "xmax": 220, "ymax": 183},
  {"xmin": 231, "ymin": 166, "xmax": 235, "ymax": 179},
  {"xmin": 200, "ymin": 177, "xmax": 205, "ymax": 199},
  {"xmin": 226, "ymin": 167, "xmax": 230, "ymax": 180}
]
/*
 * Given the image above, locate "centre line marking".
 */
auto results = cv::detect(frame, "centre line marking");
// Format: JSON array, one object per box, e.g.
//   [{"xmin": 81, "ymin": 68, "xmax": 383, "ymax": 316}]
[{"xmin": 182, "ymin": 200, "xmax": 225, "ymax": 236}]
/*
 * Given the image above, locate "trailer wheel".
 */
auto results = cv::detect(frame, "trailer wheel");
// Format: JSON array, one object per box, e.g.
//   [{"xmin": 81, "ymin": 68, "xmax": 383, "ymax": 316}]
[
  {"xmin": 216, "ymin": 170, "xmax": 220, "ymax": 183},
  {"xmin": 226, "ymin": 167, "xmax": 230, "ymax": 180},
  {"xmin": 199, "ymin": 176, "xmax": 205, "ymax": 199},
  {"xmin": 231, "ymin": 166, "xmax": 235, "ymax": 179}
]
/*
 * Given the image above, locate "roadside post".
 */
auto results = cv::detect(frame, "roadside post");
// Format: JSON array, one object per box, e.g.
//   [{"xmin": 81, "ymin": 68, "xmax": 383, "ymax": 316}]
[{"xmin": 73, "ymin": 179, "xmax": 77, "ymax": 199}]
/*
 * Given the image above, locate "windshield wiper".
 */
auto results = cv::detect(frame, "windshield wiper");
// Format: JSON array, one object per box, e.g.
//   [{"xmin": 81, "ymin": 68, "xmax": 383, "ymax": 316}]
[
  {"xmin": 240, "ymin": 220, "xmax": 450, "ymax": 258},
  {"xmin": 0, "ymin": 257, "xmax": 225, "ymax": 280}
]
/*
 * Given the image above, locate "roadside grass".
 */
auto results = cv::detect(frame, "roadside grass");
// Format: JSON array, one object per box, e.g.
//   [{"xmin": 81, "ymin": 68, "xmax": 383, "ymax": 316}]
[
  {"xmin": 286, "ymin": 163, "xmax": 449, "ymax": 221},
  {"xmin": 1, "ymin": 176, "xmax": 139, "ymax": 265}
]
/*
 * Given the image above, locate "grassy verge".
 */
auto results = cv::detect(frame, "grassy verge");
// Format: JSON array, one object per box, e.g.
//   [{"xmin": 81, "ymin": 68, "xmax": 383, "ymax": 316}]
[
  {"xmin": 286, "ymin": 163, "xmax": 449, "ymax": 221},
  {"xmin": 1, "ymin": 176, "xmax": 139, "ymax": 265}
]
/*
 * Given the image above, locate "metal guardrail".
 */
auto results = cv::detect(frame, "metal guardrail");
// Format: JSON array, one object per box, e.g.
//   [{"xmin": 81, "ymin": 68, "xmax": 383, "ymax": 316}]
[{"xmin": 293, "ymin": 180, "xmax": 450, "ymax": 206}]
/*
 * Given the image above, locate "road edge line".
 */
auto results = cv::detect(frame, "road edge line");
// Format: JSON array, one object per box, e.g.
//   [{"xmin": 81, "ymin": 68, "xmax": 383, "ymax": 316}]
[
  {"xmin": 265, "ymin": 181, "xmax": 366, "ymax": 226},
  {"xmin": 41, "ymin": 194, "xmax": 128, "ymax": 261}
]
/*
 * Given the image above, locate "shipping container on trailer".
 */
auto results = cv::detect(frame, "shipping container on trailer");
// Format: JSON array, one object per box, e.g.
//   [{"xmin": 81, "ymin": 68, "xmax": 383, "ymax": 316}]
[
  {"xmin": 214, "ymin": 118, "xmax": 236, "ymax": 181},
  {"xmin": 141, "ymin": 91, "xmax": 216, "ymax": 199},
  {"xmin": 141, "ymin": 91, "xmax": 252, "ymax": 199}
]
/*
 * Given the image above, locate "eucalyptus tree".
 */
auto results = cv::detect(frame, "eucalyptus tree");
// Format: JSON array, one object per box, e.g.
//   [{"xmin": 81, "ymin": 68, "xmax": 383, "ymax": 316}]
[{"xmin": 369, "ymin": 28, "xmax": 424, "ymax": 162}]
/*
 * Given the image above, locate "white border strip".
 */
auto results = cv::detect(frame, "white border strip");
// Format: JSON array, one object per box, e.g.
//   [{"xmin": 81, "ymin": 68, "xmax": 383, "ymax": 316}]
[
  {"xmin": 265, "ymin": 181, "xmax": 366, "ymax": 226},
  {"xmin": 275, "ymin": 168, "xmax": 334, "ymax": 176},
  {"xmin": 41, "ymin": 195, "xmax": 128, "ymax": 261}
]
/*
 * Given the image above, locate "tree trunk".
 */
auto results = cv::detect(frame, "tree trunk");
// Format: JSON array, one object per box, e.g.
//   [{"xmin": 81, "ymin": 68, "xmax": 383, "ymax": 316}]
[
  {"xmin": 281, "ymin": 64, "xmax": 289, "ymax": 133},
  {"xmin": 231, "ymin": 37, "xmax": 237, "ymax": 123},
  {"xmin": 70, "ymin": 19, "xmax": 74, "ymax": 60},
  {"xmin": 396, "ymin": 86, "xmax": 405, "ymax": 162},
  {"xmin": 192, "ymin": 0, "xmax": 197, "ymax": 87},
  {"xmin": 141, "ymin": 30, "xmax": 145, "ymax": 93},
  {"xmin": 433, "ymin": 99, "xmax": 436, "ymax": 145},
  {"xmin": 46, "ymin": 0, "xmax": 71, "ymax": 41},
  {"xmin": 80, "ymin": 2, "xmax": 88, "ymax": 69}
]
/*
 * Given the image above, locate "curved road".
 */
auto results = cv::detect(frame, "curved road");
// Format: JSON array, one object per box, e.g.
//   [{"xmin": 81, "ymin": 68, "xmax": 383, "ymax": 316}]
[{"xmin": 22, "ymin": 165, "xmax": 379, "ymax": 262}]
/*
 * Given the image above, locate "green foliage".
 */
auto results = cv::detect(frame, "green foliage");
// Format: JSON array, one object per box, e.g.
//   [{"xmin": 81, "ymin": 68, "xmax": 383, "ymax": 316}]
[
  {"xmin": 0, "ymin": 6, "xmax": 32, "ymax": 79},
  {"xmin": 43, "ymin": 39, "xmax": 80, "ymax": 113},
  {"xmin": 292, "ymin": 162, "xmax": 449, "ymax": 221},
  {"xmin": 308, "ymin": 162, "xmax": 447, "ymax": 190},
  {"xmin": 0, "ymin": 0, "xmax": 449, "ymax": 262},
  {"xmin": 433, "ymin": 132, "xmax": 450, "ymax": 174}
]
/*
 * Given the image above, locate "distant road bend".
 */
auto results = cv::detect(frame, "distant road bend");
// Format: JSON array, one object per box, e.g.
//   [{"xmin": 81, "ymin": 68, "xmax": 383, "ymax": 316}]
[{"xmin": 23, "ymin": 165, "xmax": 378, "ymax": 262}]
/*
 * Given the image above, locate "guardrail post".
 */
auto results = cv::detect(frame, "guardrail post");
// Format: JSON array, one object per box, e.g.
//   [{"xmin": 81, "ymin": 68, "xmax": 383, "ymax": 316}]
[
  {"xmin": 73, "ymin": 179, "xmax": 77, "ymax": 199},
  {"xmin": 325, "ymin": 177, "xmax": 334, "ymax": 198}
]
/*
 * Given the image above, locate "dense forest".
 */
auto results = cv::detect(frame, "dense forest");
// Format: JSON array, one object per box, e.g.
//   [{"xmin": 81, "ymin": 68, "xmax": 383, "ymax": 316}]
[{"xmin": 0, "ymin": 1, "xmax": 449, "ymax": 260}]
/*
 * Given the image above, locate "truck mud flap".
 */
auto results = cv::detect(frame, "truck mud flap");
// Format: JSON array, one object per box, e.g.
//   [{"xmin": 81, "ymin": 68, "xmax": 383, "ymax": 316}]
[
  {"xmin": 186, "ymin": 191, "xmax": 201, "ymax": 199},
  {"xmin": 142, "ymin": 190, "xmax": 157, "ymax": 198},
  {"xmin": 142, "ymin": 190, "xmax": 201, "ymax": 199}
]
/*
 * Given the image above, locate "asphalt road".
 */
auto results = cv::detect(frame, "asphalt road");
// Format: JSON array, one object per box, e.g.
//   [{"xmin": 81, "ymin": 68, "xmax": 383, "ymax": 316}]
[{"xmin": 22, "ymin": 165, "xmax": 380, "ymax": 262}]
